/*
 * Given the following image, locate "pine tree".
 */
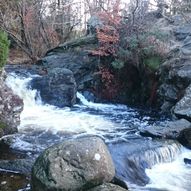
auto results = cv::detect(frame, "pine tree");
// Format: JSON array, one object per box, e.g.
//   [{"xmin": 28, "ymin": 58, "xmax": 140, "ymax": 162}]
[{"xmin": 0, "ymin": 31, "xmax": 9, "ymax": 68}]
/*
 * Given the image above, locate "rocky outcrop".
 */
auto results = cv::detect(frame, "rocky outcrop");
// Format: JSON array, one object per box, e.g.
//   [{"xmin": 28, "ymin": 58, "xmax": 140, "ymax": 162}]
[
  {"xmin": 31, "ymin": 68, "xmax": 76, "ymax": 107},
  {"xmin": 30, "ymin": 35, "xmax": 100, "ymax": 107},
  {"xmin": 139, "ymin": 119, "xmax": 191, "ymax": 139},
  {"xmin": 31, "ymin": 136, "xmax": 115, "ymax": 191},
  {"xmin": 0, "ymin": 69, "xmax": 23, "ymax": 137},
  {"xmin": 158, "ymin": 18, "xmax": 191, "ymax": 119}
]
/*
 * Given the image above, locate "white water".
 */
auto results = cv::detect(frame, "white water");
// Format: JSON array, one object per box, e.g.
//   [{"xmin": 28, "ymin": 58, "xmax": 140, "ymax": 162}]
[
  {"xmin": 5, "ymin": 73, "xmax": 146, "ymax": 148},
  {"xmin": 5, "ymin": 72, "xmax": 191, "ymax": 191},
  {"xmin": 145, "ymin": 148, "xmax": 191, "ymax": 191}
]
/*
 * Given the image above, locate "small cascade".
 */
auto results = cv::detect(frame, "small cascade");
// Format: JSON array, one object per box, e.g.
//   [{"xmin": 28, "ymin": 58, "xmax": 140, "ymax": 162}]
[
  {"xmin": 77, "ymin": 92, "xmax": 128, "ymax": 111},
  {"xmin": 145, "ymin": 147, "xmax": 191, "ymax": 191},
  {"xmin": 6, "ymin": 73, "xmax": 41, "ymax": 107},
  {"xmin": 109, "ymin": 140, "xmax": 183, "ymax": 187},
  {"xmin": 5, "ymin": 73, "xmax": 144, "ymax": 150}
]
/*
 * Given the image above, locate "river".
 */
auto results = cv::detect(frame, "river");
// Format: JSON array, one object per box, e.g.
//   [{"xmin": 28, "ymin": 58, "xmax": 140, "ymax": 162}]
[{"xmin": 1, "ymin": 70, "xmax": 191, "ymax": 191}]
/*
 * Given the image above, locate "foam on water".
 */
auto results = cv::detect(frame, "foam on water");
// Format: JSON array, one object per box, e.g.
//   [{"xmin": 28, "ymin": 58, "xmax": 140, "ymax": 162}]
[
  {"xmin": 145, "ymin": 147, "xmax": 191, "ymax": 191},
  {"xmin": 5, "ymin": 73, "xmax": 142, "ymax": 141}
]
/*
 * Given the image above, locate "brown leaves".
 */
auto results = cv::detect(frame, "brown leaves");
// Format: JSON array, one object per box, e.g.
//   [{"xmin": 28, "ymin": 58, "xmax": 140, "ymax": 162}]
[{"xmin": 91, "ymin": 0, "xmax": 121, "ymax": 57}]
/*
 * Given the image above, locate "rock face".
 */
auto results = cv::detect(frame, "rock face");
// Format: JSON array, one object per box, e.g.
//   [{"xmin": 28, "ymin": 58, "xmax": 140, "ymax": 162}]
[
  {"xmin": 31, "ymin": 136, "xmax": 115, "ymax": 191},
  {"xmin": 139, "ymin": 119, "xmax": 191, "ymax": 139},
  {"xmin": 158, "ymin": 19, "xmax": 191, "ymax": 119},
  {"xmin": 0, "ymin": 69, "xmax": 23, "ymax": 137},
  {"xmin": 32, "ymin": 68, "xmax": 77, "ymax": 107}
]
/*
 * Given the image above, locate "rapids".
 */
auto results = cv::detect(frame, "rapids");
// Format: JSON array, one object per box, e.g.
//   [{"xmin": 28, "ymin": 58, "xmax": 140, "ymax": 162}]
[{"xmin": 2, "ymin": 71, "xmax": 191, "ymax": 191}]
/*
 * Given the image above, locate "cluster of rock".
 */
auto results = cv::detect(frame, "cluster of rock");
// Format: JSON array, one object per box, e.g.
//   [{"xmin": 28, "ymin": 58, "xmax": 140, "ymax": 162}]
[
  {"xmin": 143, "ymin": 15, "xmax": 191, "ymax": 149},
  {"xmin": 31, "ymin": 136, "xmax": 128, "ymax": 191},
  {"xmin": 31, "ymin": 35, "xmax": 99, "ymax": 107},
  {"xmin": 158, "ymin": 16, "xmax": 191, "ymax": 121},
  {"xmin": 0, "ymin": 69, "xmax": 23, "ymax": 137}
]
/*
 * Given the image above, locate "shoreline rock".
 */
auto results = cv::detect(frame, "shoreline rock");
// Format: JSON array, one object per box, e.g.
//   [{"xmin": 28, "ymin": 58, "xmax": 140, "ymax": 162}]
[
  {"xmin": 139, "ymin": 119, "xmax": 191, "ymax": 139},
  {"xmin": 0, "ymin": 69, "xmax": 23, "ymax": 137}
]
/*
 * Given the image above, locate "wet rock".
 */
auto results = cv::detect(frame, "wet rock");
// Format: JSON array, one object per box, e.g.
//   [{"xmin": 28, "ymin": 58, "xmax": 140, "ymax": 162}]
[
  {"xmin": 0, "ymin": 159, "xmax": 34, "ymax": 175},
  {"xmin": 87, "ymin": 183, "xmax": 128, "ymax": 191},
  {"xmin": 139, "ymin": 119, "xmax": 191, "ymax": 139},
  {"xmin": 184, "ymin": 158, "xmax": 191, "ymax": 165},
  {"xmin": 174, "ymin": 84, "xmax": 191, "ymax": 120},
  {"xmin": 111, "ymin": 176, "xmax": 128, "ymax": 190},
  {"xmin": 32, "ymin": 68, "xmax": 77, "ymax": 107},
  {"xmin": 31, "ymin": 136, "xmax": 115, "ymax": 191},
  {"xmin": 82, "ymin": 91, "xmax": 96, "ymax": 102},
  {"xmin": 178, "ymin": 128, "xmax": 191, "ymax": 148},
  {"xmin": 0, "ymin": 69, "xmax": 23, "ymax": 136}
]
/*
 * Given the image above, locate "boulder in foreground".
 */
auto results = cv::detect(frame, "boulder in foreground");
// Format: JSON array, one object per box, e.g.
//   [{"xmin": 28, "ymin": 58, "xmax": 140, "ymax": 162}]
[{"xmin": 31, "ymin": 136, "xmax": 115, "ymax": 191}]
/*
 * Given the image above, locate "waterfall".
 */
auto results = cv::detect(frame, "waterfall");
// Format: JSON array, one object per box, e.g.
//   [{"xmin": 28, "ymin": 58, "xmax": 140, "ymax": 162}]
[
  {"xmin": 110, "ymin": 140, "xmax": 183, "ymax": 187},
  {"xmin": 77, "ymin": 92, "xmax": 128, "ymax": 111},
  {"xmin": 5, "ymin": 73, "xmax": 141, "ymax": 146},
  {"xmin": 145, "ymin": 147, "xmax": 191, "ymax": 191}
]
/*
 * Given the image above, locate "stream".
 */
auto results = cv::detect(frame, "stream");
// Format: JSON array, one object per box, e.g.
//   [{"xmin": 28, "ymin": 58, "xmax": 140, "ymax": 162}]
[{"xmin": 1, "ymin": 69, "xmax": 191, "ymax": 191}]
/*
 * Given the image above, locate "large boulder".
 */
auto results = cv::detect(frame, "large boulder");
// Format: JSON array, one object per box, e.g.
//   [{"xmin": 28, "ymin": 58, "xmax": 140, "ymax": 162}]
[
  {"xmin": 32, "ymin": 68, "xmax": 76, "ymax": 107},
  {"xmin": 31, "ymin": 136, "xmax": 115, "ymax": 191},
  {"xmin": 40, "ymin": 50, "xmax": 98, "ymax": 92},
  {"xmin": 0, "ymin": 69, "xmax": 23, "ymax": 136}
]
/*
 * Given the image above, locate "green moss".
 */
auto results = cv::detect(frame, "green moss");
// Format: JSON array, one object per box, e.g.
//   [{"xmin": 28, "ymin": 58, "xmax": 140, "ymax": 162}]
[
  {"xmin": 144, "ymin": 56, "xmax": 162, "ymax": 71},
  {"xmin": 0, "ymin": 122, "xmax": 7, "ymax": 129},
  {"xmin": 0, "ymin": 30, "xmax": 10, "ymax": 68}
]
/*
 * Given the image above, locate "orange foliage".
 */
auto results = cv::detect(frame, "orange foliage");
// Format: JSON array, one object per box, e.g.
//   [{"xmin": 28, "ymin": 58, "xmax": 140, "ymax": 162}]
[{"xmin": 92, "ymin": 0, "xmax": 121, "ymax": 57}]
